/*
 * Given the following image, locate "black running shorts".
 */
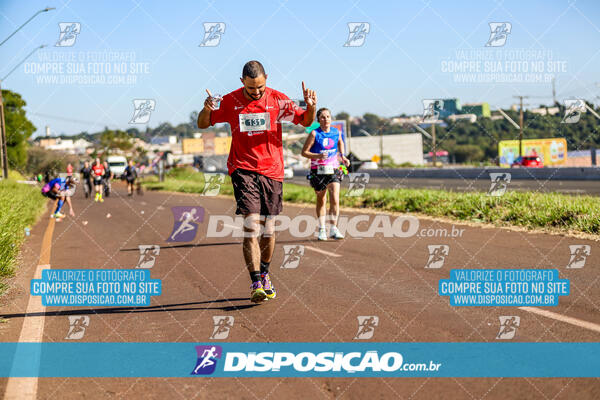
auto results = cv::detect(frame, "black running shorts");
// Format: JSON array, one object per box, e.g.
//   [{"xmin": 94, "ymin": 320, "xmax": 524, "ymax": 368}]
[
  {"xmin": 308, "ymin": 170, "xmax": 341, "ymax": 192},
  {"xmin": 231, "ymin": 169, "xmax": 283, "ymax": 216}
]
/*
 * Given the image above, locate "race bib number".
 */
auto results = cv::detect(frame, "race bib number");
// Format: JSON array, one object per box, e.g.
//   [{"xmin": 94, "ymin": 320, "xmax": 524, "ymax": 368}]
[
  {"xmin": 239, "ymin": 113, "xmax": 270, "ymax": 133},
  {"xmin": 317, "ymin": 165, "xmax": 334, "ymax": 175}
]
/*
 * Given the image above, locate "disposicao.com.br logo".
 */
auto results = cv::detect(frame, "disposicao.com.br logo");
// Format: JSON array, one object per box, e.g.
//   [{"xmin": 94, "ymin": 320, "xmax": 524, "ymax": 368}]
[{"xmin": 191, "ymin": 346, "xmax": 442, "ymax": 376}]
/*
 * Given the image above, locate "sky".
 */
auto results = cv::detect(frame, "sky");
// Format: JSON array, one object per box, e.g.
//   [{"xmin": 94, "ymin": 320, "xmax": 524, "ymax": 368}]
[{"xmin": 1, "ymin": 0, "xmax": 599, "ymax": 136}]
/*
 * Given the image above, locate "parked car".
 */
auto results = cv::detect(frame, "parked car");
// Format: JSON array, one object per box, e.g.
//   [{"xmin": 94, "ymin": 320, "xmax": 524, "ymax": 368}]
[
  {"xmin": 359, "ymin": 161, "xmax": 379, "ymax": 170},
  {"xmin": 284, "ymin": 166, "xmax": 294, "ymax": 179},
  {"xmin": 511, "ymin": 156, "xmax": 544, "ymax": 168}
]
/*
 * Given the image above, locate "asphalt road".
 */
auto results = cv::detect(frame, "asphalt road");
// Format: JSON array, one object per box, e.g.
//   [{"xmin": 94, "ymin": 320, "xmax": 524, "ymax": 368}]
[{"xmin": 1, "ymin": 182, "xmax": 599, "ymax": 399}]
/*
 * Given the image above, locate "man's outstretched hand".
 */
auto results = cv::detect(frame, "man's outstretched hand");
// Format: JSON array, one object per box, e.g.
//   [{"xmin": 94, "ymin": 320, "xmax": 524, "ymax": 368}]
[{"xmin": 302, "ymin": 81, "xmax": 317, "ymax": 108}]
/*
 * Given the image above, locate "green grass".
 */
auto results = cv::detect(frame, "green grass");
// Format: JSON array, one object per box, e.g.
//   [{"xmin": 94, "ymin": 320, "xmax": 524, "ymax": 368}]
[
  {"xmin": 0, "ymin": 173, "xmax": 48, "ymax": 294},
  {"xmin": 144, "ymin": 167, "xmax": 600, "ymax": 236}
]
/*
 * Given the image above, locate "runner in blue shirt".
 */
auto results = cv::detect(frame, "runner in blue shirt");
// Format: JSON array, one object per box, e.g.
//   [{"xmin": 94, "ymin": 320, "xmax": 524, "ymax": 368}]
[
  {"xmin": 301, "ymin": 108, "xmax": 349, "ymax": 240},
  {"xmin": 41, "ymin": 176, "xmax": 77, "ymax": 219}
]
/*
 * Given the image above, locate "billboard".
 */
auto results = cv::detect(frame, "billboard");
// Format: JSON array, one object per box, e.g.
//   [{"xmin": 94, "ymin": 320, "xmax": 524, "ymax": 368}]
[
  {"xmin": 499, "ymin": 138, "xmax": 567, "ymax": 167},
  {"xmin": 214, "ymin": 137, "xmax": 232, "ymax": 155},
  {"xmin": 182, "ymin": 138, "xmax": 204, "ymax": 154}
]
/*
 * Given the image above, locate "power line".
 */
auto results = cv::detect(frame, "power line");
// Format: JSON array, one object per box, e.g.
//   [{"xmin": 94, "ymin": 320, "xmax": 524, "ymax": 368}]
[{"xmin": 28, "ymin": 112, "xmax": 121, "ymax": 129}]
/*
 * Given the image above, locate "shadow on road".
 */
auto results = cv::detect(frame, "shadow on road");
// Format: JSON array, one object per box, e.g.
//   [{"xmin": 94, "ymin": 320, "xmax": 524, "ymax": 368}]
[
  {"xmin": 1, "ymin": 298, "xmax": 257, "ymax": 319},
  {"xmin": 120, "ymin": 238, "xmax": 315, "ymax": 251}
]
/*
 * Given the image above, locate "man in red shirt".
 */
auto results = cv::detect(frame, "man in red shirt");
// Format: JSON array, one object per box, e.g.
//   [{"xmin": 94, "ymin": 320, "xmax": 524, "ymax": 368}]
[{"xmin": 198, "ymin": 60, "xmax": 316, "ymax": 303}]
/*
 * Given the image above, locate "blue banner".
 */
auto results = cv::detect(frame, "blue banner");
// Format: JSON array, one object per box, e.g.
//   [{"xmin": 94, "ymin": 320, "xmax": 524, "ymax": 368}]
[
  {"xmin": 1, "ymin": 343, "xmax": 598, "ymax": 377},
  {"xmin": 439, "ymin": 269, "xmax": 569, "ymax": 306},
  {"xmin": 30, "ymin": 269, "xmax": 162, "ymax": 307}
]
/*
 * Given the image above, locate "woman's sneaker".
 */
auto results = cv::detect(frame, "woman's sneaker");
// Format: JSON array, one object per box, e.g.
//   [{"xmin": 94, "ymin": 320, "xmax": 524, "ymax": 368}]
[
  {"xmin": 330, "ymin": 226, "xmax": 344, "ymax": 240},
  {"xmin": 250, "ymin": 281, "xmax": 267, "ymax": 303},
  {"xmin": 318, "ymin": 227, "xmax": 328, "ymax": 241},
  {"xmin": 261, "ymin": 273, "xmax": 276, "ymax": 299}
]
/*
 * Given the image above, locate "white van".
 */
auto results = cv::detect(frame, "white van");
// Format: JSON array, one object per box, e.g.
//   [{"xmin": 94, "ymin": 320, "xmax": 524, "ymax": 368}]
[{"xmin": 106, "ymin": 155, "xmax": 127, "ymax": 176}]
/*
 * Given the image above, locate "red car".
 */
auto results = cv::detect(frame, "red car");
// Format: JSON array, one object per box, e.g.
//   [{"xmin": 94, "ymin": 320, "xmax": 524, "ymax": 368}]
[{"xmin": 511, "ymin": 155, "xmax": 544, "ymax": 168}]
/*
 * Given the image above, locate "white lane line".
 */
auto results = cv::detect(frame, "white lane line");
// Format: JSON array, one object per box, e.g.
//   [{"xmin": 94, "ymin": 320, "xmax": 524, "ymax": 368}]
[
  {"xmin": 4, "ymin": 217, "xmax": 55, "ymax": 400},
  {"xmin": 4, "ymin": 264, "xmax": 49, "ymax": 400},
  {"xmin": 222, "ymin": 223, "xmax": 342, "ymax": 258},
  {"xmin": 519, "ymin": 306, "xmax": 600, "ymax": 334},
  {"xmin": 304, "ymin": 246, "xmax": 342, "ymax": 258}
]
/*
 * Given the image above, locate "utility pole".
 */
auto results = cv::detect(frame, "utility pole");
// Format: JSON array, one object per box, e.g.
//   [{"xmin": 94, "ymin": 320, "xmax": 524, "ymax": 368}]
[
  {"xmin": 379, "ymin": 130, "xmax": 383, "ymax": 168},
  {"xmin": 431, "ymin": 122, "xmax": 437, "ymax": 166},
  {"xmin": 513, "ymin": 95, "xmax": 529, "ymax": 158},
  {"xmin": 552, "ymin": 78, "xmax": 556, "ymax": 105},
  {"xmin": 0, "ymin": 82, "xmax": 7, "ymax": 179}
]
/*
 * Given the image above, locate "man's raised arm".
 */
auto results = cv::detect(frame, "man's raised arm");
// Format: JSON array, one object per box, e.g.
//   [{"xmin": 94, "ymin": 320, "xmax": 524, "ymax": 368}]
[
  {"xmin": 300, "ymin": 81, "xmax": 317, "ymax": 127},
  {"xmin": 197, "ymin": 89, "xmax": 216, "ymax": 129}
]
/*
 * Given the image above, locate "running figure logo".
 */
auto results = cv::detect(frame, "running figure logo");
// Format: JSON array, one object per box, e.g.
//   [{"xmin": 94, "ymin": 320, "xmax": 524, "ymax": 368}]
[
  {"xmin": 202, "ymin": 173, "xmax": 225, "ymax": 196},
  {"xmin": 191, "ymin": 345, "xmax": 222, "ymax": 375},
  {"xmin": 422, "ymin": 99, "xmax": 444, "ymax": 122},
  {"xmin": 199, "ymin": 22, "xmax": 225, "ymax": 47},
  {"xmin": 346, "ymin": 173, "xmax": 369, "ymax": 197},
  {"xmin": 56, "ymin": 23, "xmax": 81, "ymax": 47},
  {"xmin": 496, "ymin": 316, "xmax": 520, "ymax": 339},
  {"xmin": 344, "ymin": 22, "xmax": 370, "ymax": 47},
  {"xmin": 425, "ymin": 245, "xmax": 449, "ymax": 269},
  {"xmin": 210, "ymin": 316, "xmax": 234, "ymax": 339},
  {"xmin": 136, "ymin": 245, "xmax": 160, "ymax": 269},
  {"xmin": 129, "ymin": 99, "xmax": 156, "ymax": 124},
  {"xmin": 485, "ymin": 22, "xmax": 512, "ymax": 47},
  {"xmin": 354, "ymin": 316, "xmax": 379, "ymax": 340},
  {"xmin": 281, "ymin": 245, "xmax": 305, "ymax": 269},
  {"xmin": 167, "ymin": 206, "xmax": 204, "ymax": 242},
  {"xmin": 566, "ymin": 245, "xmax": 591, "ymax": 269},
  {"xmin": 561, "ymin": 99, "xmax": 586, "ymax": 124},
  {"xmin": 488, "ymin": 173, "xmax": 511, "ymax": 197},
  {"xmin": 276, "ymin": 99, "xmax": 300, "ymax": 123},
  {"xmin": 65, "ymin": 316, "xmax": 89, "ymax": 340}
]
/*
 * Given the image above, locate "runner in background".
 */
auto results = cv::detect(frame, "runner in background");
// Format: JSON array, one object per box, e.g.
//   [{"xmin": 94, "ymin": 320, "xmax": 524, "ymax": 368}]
[
  {"xmin": 123, "ymin": 159, "xmax": 138, "ymax": 196},
  {"xmin": 80, "ymin": 161, "xmax": 92, "ymax": 198},
  {"xmin": 41, "ymin": 176, "xmax": 77, "ymax": 218},
  {"xmin": 102, "ymin": 160, "xmax": 112, "ymax": 198},
  {"xmin": 91, "ymin": 158, "xmax": 105, "ymax": 202},
  {"xmin": 301, "ymin": 107, "xmax": 349, "ymax": 240}
]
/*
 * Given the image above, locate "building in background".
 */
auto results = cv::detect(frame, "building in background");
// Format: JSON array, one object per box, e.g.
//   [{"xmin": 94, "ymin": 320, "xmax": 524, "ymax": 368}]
[
  {"xmin": 349, "ymin": 133, "xmax": 424, "ymax": 165},
  {"xmin": 461, "ymin": 103, "xmax": 491, "ymax": 118}
]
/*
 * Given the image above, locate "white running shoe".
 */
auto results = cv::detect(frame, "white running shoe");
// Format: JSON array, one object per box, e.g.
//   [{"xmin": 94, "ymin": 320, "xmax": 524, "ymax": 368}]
[
  {"xmin": 330, "ymin": 226, "xmax": 344, "ymax": 240},
  {"xmin": 318, "ymin": 228, "xmax": 328, "ymax": 241}
]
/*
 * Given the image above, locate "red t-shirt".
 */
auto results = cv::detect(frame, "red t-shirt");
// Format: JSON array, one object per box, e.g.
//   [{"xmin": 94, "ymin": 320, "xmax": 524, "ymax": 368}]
[
  {"xmin": 210, "ymin": 87, "xmax": 306, "ymax": 181},
  {"xmin": 92, "ymin": 164, "xmax": 105, "ymax": 178}
]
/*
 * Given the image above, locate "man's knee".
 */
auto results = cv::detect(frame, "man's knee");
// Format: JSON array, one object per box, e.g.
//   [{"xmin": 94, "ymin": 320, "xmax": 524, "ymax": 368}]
[{"xmin": 242, "ymin": 214, "xmax": 262, "ymax": 238}]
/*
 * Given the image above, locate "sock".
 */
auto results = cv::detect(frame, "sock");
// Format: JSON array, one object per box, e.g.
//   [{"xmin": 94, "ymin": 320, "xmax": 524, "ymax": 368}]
[
  {"xmin": 55, "ymin": 199, "xmax": 64, "ymax": 213},
  {"xmin": 249, "ymin": 271, "xmax": 261, "ymax": 283},
  {"xmin": 260, "ymin": 261, "xmax": 270, "ymax": 275},
  {"xmin": 318, "ymin": 215, "xmax": 326, "ymax": 229}
]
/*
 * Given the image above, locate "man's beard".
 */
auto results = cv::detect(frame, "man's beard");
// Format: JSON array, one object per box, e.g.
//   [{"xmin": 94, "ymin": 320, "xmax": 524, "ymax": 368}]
[{"xmin": 244, "ymin": 88, "xmax": 263, "ymax": 100}]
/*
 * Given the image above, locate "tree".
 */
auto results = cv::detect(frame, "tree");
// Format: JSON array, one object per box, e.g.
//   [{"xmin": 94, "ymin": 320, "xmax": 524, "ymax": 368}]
[
  {"xmin": 99, "ymin": 128, "xmax": 133, "ymax": 154},
  {"xmin": 335, "ymin": 111, "xmax": 350, "ymax": 121},
  {"xmin": 2, "ymin": 90, "xmax": 36, "ymax": 171}
]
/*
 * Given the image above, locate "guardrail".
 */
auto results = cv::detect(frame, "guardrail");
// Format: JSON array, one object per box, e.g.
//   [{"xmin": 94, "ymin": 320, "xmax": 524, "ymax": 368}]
[{"xmin": 294, "ymin": 167, "xmax": 600, "ymax": 180}]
